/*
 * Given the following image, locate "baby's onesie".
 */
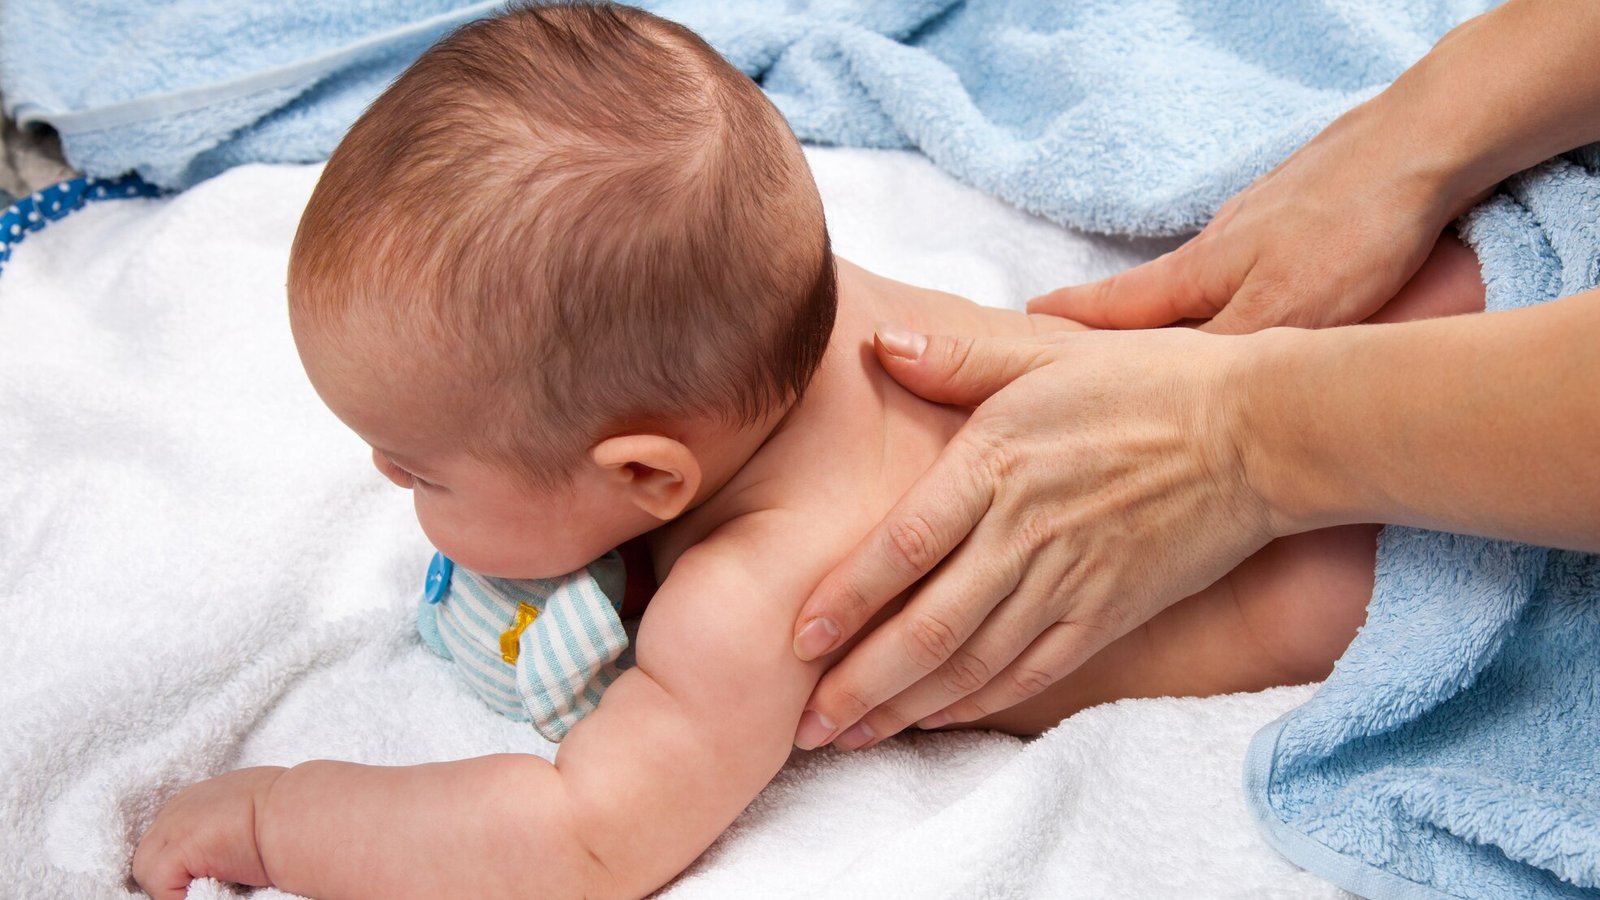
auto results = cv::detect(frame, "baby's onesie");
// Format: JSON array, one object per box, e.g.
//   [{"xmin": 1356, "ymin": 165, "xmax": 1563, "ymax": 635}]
[{"xmin": 416, "ymin": 551, "xmax": 630, "ymax": 741}]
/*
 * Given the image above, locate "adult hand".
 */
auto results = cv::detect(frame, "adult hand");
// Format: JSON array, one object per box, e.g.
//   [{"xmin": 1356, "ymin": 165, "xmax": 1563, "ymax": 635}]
[
  {"xmin": 1030, "ymin": 100, "xmax": 1486, "ymax": 334},
  {"xmin": 791, "ymin": 325, "xmax": 1275, "ymax": 750}
]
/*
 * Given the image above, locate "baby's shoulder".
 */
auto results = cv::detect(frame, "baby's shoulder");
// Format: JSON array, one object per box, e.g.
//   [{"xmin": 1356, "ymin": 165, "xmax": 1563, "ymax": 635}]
[
  {"xmin": 673, "ymin": 508, "xmax": 846, "ymax": 593},
  {"xmin": 644, "ymin": 509, "xmax": 850, "ymax": 636},
  {"xmin": 633, "ymin": 509, "xmax": 841, "ymax": 672}
]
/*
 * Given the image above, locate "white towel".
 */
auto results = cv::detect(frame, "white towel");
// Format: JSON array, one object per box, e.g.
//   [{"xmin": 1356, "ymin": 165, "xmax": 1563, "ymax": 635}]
[{"xmin": 0, "ymin": 148, "xmax": 1342, "ymax": 899}]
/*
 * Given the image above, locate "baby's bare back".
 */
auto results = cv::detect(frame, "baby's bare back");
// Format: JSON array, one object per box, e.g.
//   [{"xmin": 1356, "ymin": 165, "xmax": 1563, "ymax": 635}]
[{"xmin": 658, "ymin": 259, "xmax": 1374, "ymax": 740}]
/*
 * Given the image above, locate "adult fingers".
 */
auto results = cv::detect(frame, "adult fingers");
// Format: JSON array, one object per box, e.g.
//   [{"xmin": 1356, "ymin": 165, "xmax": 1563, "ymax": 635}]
[
  {"xmin": 834, "ymin": 575, "xmax": 1061, "ymax": 748},
  {"xmin": 803, "ymin": 502, "xmax": 1031, "ymax": 734},
  {"xmin": 796, "ymin": 523, "xmax": 1022, "ymax": 750},
  {"xmin": 1025, "ymin": 248, "xmax": 1221, "ymax": 329},
  {"xmin": 873, "ymin": 326, "xmax": 1056, "ymax": 407},
  {"xmin": 792, "ymin": 429, "xmax": 996, "ymax": 665},
  {"xmin": 1198, "ymin": 288, "xmax": 1266, "ymax": 334},
  {"xmin": 937, "ymin": 617, "xmax": 1121, "ymax": 725},
  {"xmin": 1199, "ymin": 272, "xmax": 1357, "ymax": 333}
]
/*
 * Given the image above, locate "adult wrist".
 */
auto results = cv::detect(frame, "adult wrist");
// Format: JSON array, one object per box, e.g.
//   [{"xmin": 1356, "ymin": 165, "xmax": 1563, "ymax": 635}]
[
  {"xmin": 1357, "ymin": 59, "xmax": 1494, "ymax": 228},
  {"xmin": 1371, "ymin": 0, "xmax": 1600, "ymax": 221},
  {"xmin": 1225, "ymin": 326, "xmax": 1364, "ymax": 538}
]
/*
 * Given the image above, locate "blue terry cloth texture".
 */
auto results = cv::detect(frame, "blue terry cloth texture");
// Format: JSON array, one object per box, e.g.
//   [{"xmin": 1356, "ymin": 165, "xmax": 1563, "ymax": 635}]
[
  {"xmin": 0, "ymin": 0, "xmax": 1492, "ymax": 236},
  {"xmin": 5, "ymin": 1, "xmax": 1600, "ymax": 896},
  {"xmin": 1246, "ymin": 146, "xmax": 1600, "ymax": 900}
]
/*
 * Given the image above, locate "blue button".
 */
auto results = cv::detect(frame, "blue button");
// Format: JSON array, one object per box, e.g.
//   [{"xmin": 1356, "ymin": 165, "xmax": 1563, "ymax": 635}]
[{"xmin": 424, "ymin": 553, "xmax": 454, "ymax": 605}]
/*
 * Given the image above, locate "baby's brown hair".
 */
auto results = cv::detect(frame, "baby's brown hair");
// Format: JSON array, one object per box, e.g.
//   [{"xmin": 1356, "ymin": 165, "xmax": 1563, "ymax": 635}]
[{"xmin": 289, "ymin": 2, "xmax": 836, "ymax": 486}]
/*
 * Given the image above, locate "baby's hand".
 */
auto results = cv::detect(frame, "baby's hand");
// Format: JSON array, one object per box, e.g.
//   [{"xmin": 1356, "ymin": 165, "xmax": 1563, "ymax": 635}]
[{"xmin": 132, "ymin": 766, "xmax": 286, "ymax": 900}]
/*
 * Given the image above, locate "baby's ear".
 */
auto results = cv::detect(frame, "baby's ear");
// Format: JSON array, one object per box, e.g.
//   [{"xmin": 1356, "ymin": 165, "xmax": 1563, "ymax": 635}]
[{"xmin": 590, "ymin": 435, "xmax": 702, "ymax": 521}]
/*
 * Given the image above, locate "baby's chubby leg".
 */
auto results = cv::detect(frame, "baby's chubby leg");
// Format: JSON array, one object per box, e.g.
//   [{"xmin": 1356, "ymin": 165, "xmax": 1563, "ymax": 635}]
[{"xmin": 969, "ymin": 233, "xmax": 1487, "ymax": 735}]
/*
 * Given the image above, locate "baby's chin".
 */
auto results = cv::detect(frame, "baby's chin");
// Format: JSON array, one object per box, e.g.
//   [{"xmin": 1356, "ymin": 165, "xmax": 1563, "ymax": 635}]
[
  {"xmin": 439, "ymin": 541, "xmax": 612, "ymax": 581},
  {"xmin": 455, "ymin": 556, "xmax": 593, "ymax": 581}
]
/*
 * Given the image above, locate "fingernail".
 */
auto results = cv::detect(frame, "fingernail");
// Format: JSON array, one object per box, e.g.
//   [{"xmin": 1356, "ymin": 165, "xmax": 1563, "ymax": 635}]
[
  {"xmin": 874, "ymin": 323, "xmax": 927, "ymax": 360},
  {"xmin": 834, "ymin": 721, "xmax": 877, "ymax": 751},
  {"xmin": 793, "ymin": 617, "xmax": 841, "ymax": 661},
  {"xmin": 917, "ymin": 711, "xmax": 952, "ymax": 730},
  {"xmin": 794, "ymin": 709, "xmax": 838, "ymax": 750}
]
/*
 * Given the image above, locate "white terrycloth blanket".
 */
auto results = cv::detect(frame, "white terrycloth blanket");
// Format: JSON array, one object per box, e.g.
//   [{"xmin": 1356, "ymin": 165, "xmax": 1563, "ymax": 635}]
[{"xmin": 0, "ymin": 148, "xmax": 1345, "ymax": 899}]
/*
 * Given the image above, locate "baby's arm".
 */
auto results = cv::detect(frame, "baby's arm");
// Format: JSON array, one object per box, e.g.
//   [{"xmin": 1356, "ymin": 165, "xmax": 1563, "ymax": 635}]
[{"xmin": 134, "ymin": 514, "xmax": 828, "ymax": 900}]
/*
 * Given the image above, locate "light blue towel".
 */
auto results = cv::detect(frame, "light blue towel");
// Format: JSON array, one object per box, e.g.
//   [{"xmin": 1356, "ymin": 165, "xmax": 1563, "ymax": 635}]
[
  {"xmin": 2, "ymin": 0, "xmax": 1490, "ymax": 237},
  {"xmin": 1246, "ymin": 146, "xmax": 1600, "ymax": 899},
  {"xmin": 0, "ymin": 1, "xmax": 503, "ymax": 189}
]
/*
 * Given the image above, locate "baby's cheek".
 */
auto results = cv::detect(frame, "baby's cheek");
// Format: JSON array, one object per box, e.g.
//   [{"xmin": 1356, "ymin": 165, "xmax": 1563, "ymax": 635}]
[
  {"xmin": 410, "ymin": 487, "xmax": 612, "ymax": 579},
  {"xmin": 413, "ymin": 500, "xmax": 543, "ymax": 579},
  {"xmin": 410, "ymin": 494, "xmax": 477, "ymax": 567}
]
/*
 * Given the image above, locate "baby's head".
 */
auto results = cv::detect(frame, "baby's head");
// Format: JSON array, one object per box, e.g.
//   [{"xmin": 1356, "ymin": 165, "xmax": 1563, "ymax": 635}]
[{"xmin": 289, "ymin": 2, "xmax": 835, "ymax": 579}]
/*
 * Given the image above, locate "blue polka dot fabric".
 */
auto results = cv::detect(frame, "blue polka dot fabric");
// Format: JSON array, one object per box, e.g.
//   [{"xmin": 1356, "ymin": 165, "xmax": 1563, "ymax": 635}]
[{"xmin": 0, "ymin": 175, "xmax": 162, "ymax": 277}]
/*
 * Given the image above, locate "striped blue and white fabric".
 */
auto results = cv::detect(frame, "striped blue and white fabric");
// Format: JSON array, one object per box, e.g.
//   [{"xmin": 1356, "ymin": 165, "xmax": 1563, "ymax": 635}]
[{"xmin": 416, "ymin": 551, "xmax": 629, "ymax": 742}]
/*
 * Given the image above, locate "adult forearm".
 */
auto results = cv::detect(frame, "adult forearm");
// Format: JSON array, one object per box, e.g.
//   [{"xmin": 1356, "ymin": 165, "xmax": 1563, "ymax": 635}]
[
  {"xmin": 1377, "ymin": 0, "xmax": 1600, "ymax": 218},
  {"xmin": 256, "ymin": 755, "xmax": 605, "ymax": 899},
  {"xmin": 1241, "ymin": 290, "xmax": 1600, "ymax": 552}
]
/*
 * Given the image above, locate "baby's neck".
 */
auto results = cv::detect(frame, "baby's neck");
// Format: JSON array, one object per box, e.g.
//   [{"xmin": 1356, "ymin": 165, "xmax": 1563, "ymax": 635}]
[{"xmin": 644, "ymin": 258, "xmax": 980, "ymax": 575}]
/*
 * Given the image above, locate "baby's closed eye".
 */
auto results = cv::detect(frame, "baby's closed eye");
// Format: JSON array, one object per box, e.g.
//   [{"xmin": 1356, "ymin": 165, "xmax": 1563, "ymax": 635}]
[{"xmin": 372, "ymin": 448, "xmax": 416, "ymax": 489}]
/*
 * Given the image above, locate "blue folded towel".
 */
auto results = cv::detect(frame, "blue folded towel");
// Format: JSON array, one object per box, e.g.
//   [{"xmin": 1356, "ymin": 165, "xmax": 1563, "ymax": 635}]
[
  {"xmin": 1246, "ymin": 145, "xmax": 1600, "ymax": 899},
  {"xmin": 0, "ymin": 1, "xmax": 503, "ymax": 189},
  {"xmin": 1, "ymin": 0, "xmax": 1489, "ymax": 237},
  {"xmin": 7, "ymin": 1, "xmax": 1599, "ymax": 895}
]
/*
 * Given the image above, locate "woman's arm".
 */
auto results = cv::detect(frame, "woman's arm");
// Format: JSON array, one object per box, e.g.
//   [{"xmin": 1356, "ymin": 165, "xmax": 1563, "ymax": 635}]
[
  {"xmin": 1241, "ymin": 289, "xmax": 1600, "ymax": 552},
  {"xmin": 792, "ymin": 289, "xmax": 1600, "ymax": 750},
  {"xmin": 1031, "ymin": 0, "xmax": 1600, "ymax": 333},
  {"xmin": 1407, "ymin": 0, "xmax": 1600, "ymax": 216}
]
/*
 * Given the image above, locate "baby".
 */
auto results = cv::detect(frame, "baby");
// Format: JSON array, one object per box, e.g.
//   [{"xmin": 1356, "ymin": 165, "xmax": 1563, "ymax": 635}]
[{"xmin": 131, "ymin": 4, "xmax": 1486, "ymax": 898}]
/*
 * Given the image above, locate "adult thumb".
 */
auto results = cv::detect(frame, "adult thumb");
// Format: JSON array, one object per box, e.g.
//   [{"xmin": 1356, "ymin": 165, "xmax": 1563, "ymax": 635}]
[
  {"xmin": 874, "ymin": 324, "xmax": 1052, "ymax": 406},
  {"xmin": 1197, "ymin": 281, "xmax": 1282, "ymax": 334},
  {"xmin": 1027, "ymin": 250, "xmax": 1215, "ymax": 329}
]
